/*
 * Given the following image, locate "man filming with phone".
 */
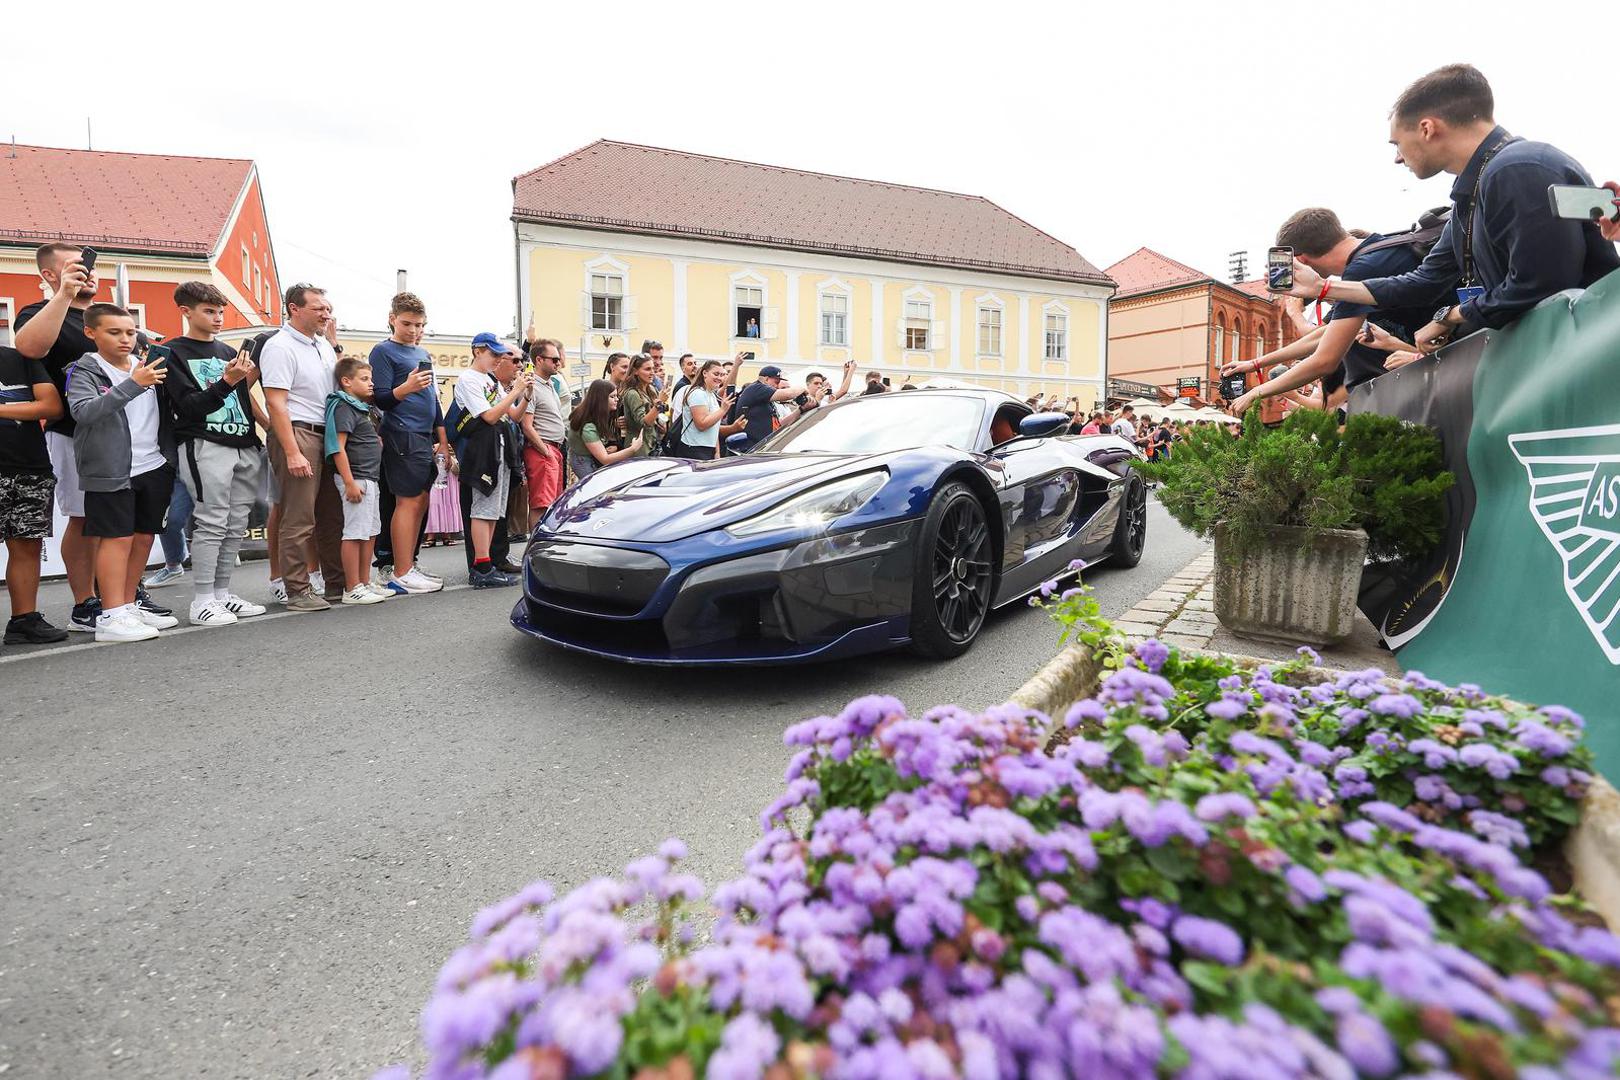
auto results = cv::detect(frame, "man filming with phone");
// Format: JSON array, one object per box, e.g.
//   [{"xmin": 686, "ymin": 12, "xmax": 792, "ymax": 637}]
[
  {"xmin": 1229, "ymin": 207, "xmax": 1436, "ymax": 416},
  {"xmin": 1282, "ymin": 64, "xmax": 1618, "ymax": 354},
  {"xmin": 367, "ymin": 292, "xmax": 450, "ymax": 595}
]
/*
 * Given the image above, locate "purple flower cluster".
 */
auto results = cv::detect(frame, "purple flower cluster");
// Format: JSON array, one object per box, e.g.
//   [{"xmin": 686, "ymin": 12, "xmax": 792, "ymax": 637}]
[{"xmin": 382, "ymin": 657, "xmax": 1611, "ymax": 1080}]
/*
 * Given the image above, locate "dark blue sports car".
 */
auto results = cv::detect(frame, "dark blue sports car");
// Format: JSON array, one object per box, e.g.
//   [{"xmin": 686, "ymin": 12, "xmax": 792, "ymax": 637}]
[{"xmin": 511, "ymin": 387, "xmax": 1147, "ymax": 665}]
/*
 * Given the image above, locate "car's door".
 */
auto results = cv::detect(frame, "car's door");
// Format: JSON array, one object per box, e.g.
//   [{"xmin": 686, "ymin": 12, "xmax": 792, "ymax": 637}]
[{"xmin": 985, "ymin": 414, "xmax": 1089, "ymax": 602}]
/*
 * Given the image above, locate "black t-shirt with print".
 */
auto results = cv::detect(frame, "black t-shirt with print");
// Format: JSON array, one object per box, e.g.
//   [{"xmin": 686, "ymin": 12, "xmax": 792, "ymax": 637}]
[
  {"xmin": 14, "ymin": 302, "xmax": 87, "ymax": 436},
  {"xmin": 0, "ymin": 347, "xmax": 54, "ymax": 474},
  {"xmin": 160, "ymin": 337, "xmax": 260, "ymax": 448}
]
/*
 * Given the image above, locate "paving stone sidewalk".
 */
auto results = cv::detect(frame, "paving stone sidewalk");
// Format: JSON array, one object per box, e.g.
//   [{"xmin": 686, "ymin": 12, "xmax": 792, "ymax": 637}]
[{"xmin": 1111, "ymin": 549, "xmax": 1400, "ymax": 676}]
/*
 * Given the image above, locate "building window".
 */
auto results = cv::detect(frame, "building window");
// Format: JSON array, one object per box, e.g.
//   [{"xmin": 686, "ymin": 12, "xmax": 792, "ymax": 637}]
[
  {"xmin": 1044, "ymin": 313, "xmax": 1067, "ymax": 361},
  {"xmin": 254, "ymin": 266, "xmax": 263, "ymax": 307},
  {"xmin": 977, "ymin": 307, "xmax": 1002, "ymax": 355},
  {"xmin": 905, "ymin": 299, "xmax": 931, "ymax": 351},
  {"xmin": 734, "ymin": 285, "xmax": 764, "ymax": 338},
  {"xmin": 0, "ymin": 299, "xmax": 12, "ymax": 346},
  {"xmin": 590, "ymin": 273, "xmax": 624, "ymax": 331},
  {"xmin": 128, "ymin": 303, "xmax": 148, "ymax": 330},
  {"xmin": 819, "ymin": 292, "xmax": 848, "ymax": 346},
  {"xmin": 241, "ymin": 246, "xmax": 250, "ymax": 287}
]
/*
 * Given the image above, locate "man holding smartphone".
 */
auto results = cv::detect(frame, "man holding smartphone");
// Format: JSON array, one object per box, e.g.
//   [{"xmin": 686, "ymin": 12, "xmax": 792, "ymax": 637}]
[
  {"xmin": 1283, "ymin": 64, "xmax": 1618, "ymax": 352},
  {"xmin": 13, "ymin": 242, "xmax": 102, "ymax": 629},
  {"xmin": 367, "ymin": 292, "xmax": 450, "ymax": 595}
]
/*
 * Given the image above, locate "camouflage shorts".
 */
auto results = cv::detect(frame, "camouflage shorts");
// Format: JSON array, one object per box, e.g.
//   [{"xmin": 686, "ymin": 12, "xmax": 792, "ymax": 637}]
[{"xmin": 0, "ymin": 472, "xmax": 55, "ymax": 540}]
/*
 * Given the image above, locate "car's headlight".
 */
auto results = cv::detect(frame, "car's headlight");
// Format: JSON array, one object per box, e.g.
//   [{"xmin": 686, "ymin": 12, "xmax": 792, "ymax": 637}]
[{"xmin": 726, "ymin": 471, "xmax": 887, "ymax": 538}]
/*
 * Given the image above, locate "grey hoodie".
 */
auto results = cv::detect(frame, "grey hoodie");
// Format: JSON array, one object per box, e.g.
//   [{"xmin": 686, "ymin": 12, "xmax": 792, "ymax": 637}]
[{"xmin": 66, "ymin": 352, "xmax": 176, "ymax": 492}]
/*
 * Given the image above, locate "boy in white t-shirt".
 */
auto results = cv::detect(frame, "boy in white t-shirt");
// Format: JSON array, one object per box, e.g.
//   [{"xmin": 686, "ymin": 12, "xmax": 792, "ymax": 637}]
[{"xmin": 454, "ymin": 333, "xmax": 530, "ymax": 587}]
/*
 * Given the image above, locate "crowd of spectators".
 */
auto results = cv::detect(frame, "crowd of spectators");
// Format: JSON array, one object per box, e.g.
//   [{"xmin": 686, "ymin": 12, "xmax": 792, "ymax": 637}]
[{"xmin": 1228, "ymin": 63, "xmax": 1617, "ymax": 416}]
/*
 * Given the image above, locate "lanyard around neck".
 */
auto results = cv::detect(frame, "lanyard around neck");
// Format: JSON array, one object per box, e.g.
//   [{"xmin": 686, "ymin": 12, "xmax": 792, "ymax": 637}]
[{"xmin": 1459, "ymin": 133, "xmax": 1518, "ymax": 287}]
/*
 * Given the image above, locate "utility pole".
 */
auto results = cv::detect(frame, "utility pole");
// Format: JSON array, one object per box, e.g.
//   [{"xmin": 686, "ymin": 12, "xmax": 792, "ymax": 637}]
[{"xmin": 86, "ymin": 117, "xmax": 92, "ymax": 151}]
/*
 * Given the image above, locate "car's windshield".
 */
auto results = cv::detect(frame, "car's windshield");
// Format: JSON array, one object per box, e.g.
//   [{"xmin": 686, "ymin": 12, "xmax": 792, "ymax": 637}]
[{"xmin": 757, "ymin": 393, "xmax": 987, "ymax": 455}]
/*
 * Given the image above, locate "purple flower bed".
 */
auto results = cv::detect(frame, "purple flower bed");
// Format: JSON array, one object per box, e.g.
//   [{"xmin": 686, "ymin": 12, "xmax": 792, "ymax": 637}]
[{"xmin": 380, "ymin": 644, "xmax": 1616, "ymax": 1079}]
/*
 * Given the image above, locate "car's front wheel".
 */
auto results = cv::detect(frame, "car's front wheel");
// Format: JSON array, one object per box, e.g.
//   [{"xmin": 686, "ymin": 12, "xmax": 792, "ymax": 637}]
[
  {"xmin": 909, "ymin": 482, "xmax": 994, "ymax": 659},
  {"xmin": 1109, "ymin": 471, "xmax": 1148, "ymax": 568}
]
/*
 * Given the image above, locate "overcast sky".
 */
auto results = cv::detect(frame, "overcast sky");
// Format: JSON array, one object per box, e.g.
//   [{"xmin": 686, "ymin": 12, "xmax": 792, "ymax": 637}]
[{"xmin": 8, "ymin": 1, "xmax": 1614, "ymax": 336}]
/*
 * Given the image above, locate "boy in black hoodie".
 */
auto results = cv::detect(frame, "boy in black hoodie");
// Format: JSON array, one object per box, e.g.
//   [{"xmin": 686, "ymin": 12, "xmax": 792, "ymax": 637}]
[{"xmin": 154, "ymin": 282, "xmax": 267, "ymax": 627}]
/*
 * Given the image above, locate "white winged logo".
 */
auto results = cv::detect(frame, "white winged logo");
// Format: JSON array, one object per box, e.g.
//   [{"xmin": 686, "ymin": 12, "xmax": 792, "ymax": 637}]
[{"xmin": 1508, "ymin": 424, "xmax": 1620, "ymax": 664}]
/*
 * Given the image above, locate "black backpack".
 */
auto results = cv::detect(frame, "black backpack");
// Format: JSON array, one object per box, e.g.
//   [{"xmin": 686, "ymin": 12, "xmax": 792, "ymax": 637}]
[{"xmin": 1358, "ymin": 206, "xmax": 1452, "ymax": 261}]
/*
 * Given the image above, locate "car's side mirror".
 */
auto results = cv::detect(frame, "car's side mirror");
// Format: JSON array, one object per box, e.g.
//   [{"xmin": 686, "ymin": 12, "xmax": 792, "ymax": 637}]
[
  {"xmin": 1017, "ymin": 412, "xmax": 1070, "ymax": 438},
  {"xmin": 725, "ymin": 432, "xmax": 751, "ymax": 452}
]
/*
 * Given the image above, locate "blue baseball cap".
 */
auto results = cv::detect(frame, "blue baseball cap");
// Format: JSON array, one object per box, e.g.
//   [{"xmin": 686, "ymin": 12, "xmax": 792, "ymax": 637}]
[
  {"xmin": 758, "ymin": 365, "xmax": 784, "ymax": 379},
  {"xmin": 471, "ymin": 332, "xmax": 515, "ymax": 356}
]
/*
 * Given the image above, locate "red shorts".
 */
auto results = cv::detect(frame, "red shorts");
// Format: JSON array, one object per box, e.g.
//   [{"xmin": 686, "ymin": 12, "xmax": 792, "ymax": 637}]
[{"xmin": 523, "ymin": 443, "xmax": 564, "ymax": 509}]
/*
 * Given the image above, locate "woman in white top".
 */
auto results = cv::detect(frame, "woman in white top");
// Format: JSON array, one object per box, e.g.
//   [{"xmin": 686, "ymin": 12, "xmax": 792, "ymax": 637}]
[{"xmin": 671, "ymin": 360, "xmax": 734, "ymax": 461}]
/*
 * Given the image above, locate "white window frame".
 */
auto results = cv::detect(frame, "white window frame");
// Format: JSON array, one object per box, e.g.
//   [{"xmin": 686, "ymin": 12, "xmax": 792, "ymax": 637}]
[
  {"xmin": 254, "ymin": 265, "xmax": 263, "ymax": 307},
  {"xmin": 975, "ymin": 295, "xmax": 1004, "ymax": 357},
  {"xmin": 589, "ymin": 273, "xmax": 624, "ymax": 331},
  {"xmin": 728, "ymin": 269, "xmax": 776, "ymax": 341},
  {"xmin": 818, "ymin": 290, "xmax": 849, "ymax": 347},
  {"xmin": 0, "ymin": 297, "xmax": 13, "ymax": 347},
  {"xmin": 1043, "ymin": 303, "xmax": 1069, "ymax": 362},
  {"xmin": 581, "ymin": 255, "xmax": 633, "ymax": 337},
  {"xmin": 127, "ymin": 303, "xmax": 148, "ymax": 331},
  {"xmin": 904, "ymin": 298, "xmax": 932, "ymax": 352},
  {"xmin": 240, "ymin": 246, "xmax": 251, "ymax": 287}
]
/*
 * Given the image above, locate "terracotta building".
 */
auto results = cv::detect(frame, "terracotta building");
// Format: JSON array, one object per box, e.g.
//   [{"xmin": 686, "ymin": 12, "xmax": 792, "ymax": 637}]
[
  {"xmin": 1103, "ymin": 247, "xmax": 1299, "ymax": 402},
  {"xmin": 0, "ymin": 144, "xmax": 280, "ymax": 344}
]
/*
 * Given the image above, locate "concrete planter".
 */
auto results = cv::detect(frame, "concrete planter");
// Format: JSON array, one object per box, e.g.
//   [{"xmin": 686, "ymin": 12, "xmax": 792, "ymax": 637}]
[{"xmin": 1212, "ymin": 523, "xmax": 1367, "ymax": 647}]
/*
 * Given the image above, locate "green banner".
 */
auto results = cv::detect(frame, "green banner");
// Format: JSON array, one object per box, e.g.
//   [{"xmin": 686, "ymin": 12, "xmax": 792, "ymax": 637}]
[{"xmin": 1354, "ymin": 270, "xmax": 1620, "ymax": 782}]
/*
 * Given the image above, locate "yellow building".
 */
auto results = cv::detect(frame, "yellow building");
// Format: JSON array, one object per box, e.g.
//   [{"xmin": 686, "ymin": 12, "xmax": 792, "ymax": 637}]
[{"xmin": 511, "ymin": 141, "xmax": 1114, "ymax": 406}]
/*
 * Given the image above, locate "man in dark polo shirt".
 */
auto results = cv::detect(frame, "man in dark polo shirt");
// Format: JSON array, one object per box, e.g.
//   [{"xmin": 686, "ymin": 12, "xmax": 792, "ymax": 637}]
[
  {"xmin": 1228, "ymin": 207, "xmax": 1439, "ymax": 416},
  {"xmin": 732, "ymin": 365, "xmax": 801, "ymax": 453},
  {"xmin": 1287, "ymin": 64, "xmax": 1619, "ymax": 351},
  {"xmin": 13, "ymin": 242, "xmax": 102, "ymax": 628}
]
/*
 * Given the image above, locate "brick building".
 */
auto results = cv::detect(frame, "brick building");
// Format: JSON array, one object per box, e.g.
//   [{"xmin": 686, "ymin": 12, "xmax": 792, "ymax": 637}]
[
  {"xmin": 1103, "ymin": 247, "xmax": 1299, "ymax": 402},
  {"xmin": 0, "ymin": 144, "xmax": 280, "ymax": 344}
]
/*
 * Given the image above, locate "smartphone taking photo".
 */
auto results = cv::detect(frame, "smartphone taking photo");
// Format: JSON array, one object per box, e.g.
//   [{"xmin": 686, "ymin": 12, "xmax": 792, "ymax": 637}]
[{"xmin": 1266, "ymin": 246, "xmax": 1293, "ymax": 291}]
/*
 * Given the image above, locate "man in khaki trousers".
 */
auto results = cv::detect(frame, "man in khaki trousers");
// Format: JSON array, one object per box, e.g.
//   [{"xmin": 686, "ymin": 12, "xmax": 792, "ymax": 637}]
[{"xmin": 258, "ymin": 284, "xmax": 345, "ymax": 611}]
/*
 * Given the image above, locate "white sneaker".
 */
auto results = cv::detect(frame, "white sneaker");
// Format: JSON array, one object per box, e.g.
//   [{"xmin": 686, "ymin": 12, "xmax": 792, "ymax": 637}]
[
  {"xmin": 393, "ymin": 567, "xmax": 444, "ymax": 594},
  {"xmin": 341, "ymin": 585, "xmax": 384, "ymax": 606},
  {"xmin": 220, "ymin": 594, "xmax": 267, "ymax": 618},
  {"xmin": 374, "ymin": 564, "xmax": 394, "ymax": 586},
  {"xmin": 414, "ymin": 566, "xmax": 444, "ymax": 584},
  {"xmin": 310, "ymin": 571, "xmax": 326, "ymax": 595},
  {"xmin": 132, "ymin": 606, "xmax": 180, "ymax": 630},
  {"xmin": 271, "ymin": 580, "xmax": 288, "ymax": 604},
  {"xmin": 189, "ymin": 600, "xmax": 239, "ymax": 627},
  {"xmin": 96, "ymin": 611, "xmax": 159, "ymax": 643},
  {"xmin": 365, "ymin": 583, "xmax": 393, "ymax": 599}
]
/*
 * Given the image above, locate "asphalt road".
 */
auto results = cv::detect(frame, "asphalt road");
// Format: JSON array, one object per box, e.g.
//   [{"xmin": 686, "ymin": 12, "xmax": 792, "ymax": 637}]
[{"xmin": 0, "ymin": 502, "xmax": 1204, "ymax": 1079}]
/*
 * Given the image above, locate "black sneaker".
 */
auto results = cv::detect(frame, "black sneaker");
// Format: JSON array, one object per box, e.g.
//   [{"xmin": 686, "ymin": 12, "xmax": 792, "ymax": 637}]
[
  {"xmin": 69, "ymin": 597, "xmax": 102, "ymax": 633},
  {"xmin": 469, "ymin": 566, "xmax": 518, "ymax": 589},
  {"xmin": 4, "ymin": 612, "xmax": 70, "ymax": 645},
  {"xmin": 136, "ymin": 588, "xmax": 173, "ymax": 618}
]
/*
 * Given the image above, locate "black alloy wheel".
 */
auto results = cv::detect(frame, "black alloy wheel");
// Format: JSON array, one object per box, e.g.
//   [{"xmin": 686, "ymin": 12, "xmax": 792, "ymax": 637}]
[
  {"xmin": 909, "ymin": 483, "xmax": 994, "ymax": 658},
  {"xmin": 1109, "ymin": 472, "xmax": 1148, "ymax": 568}
]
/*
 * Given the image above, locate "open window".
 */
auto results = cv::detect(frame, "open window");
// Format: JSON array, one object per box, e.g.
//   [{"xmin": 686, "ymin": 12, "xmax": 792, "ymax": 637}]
[
  {"xmin": 989, "ymin": 402, "xmax": 1029, "ymax": 448},
  {"xmin": 734, "ymin": 285, "xmax": 762, "ymax": 338}
]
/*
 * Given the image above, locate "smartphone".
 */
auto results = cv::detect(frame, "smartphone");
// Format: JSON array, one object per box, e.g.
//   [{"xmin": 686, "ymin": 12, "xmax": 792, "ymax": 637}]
[
  {"xmin": 417, "ymin": 359, "xmax": 434, "ymax": 375},
  {"xmin": 882, "ymin": 377, "xmax": 891, "ymax": 387},
  {"xmin": 1266, "ymin": 246, "xmax": 1293, "ymax": 291},
  {"xmin": 741, "ymin": 351, "xmax": 756, "ymax": 361},
  {"xmin": 80, "ymin": 247, "xmax": 98, "ymax": 274},
  {"xmin": 1548, "ymin": 184, "xmax": 1620, "ymax": 223},
  {"xmin": 144, "ymin": 344, "xmax": 170, "ymax": 367}
]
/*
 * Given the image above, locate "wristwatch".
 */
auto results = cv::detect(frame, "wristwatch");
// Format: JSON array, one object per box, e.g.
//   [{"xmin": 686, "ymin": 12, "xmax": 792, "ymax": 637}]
[{"xmin": 1431, "ymin": 305, "xmax": 1464, "ymax": 328}]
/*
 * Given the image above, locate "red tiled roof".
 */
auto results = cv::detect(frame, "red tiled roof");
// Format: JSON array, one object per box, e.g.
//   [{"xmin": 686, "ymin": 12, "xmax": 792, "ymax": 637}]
[
  {"xmin": 0, "ymin": 144, "xmax": 252, "ymax": 256},
  {"xmin": 513, "ymin": 140, "xmax": 1112, "ymax": 286},
  {"xmin": 1233, "ymin": 278, "xmax": 1274, "ymax": 298},
  {"xmin": 1103, "ymin": 247, "xmax": 1212, "ymax": 299}
]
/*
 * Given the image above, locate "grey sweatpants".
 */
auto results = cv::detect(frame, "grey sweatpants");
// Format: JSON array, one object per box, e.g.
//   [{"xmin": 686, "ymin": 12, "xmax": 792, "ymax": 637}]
[{"xmin": 178, "ymin": 440, "xmax": 264, "ymax": 601}]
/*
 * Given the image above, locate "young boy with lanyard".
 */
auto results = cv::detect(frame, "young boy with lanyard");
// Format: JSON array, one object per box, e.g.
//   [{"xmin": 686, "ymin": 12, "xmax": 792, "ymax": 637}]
[
  {"xmin": 154, "ymin": 282, "xmax": 271, "ymax": 626},
  {"xmin": 323, "ymin": 357, "xmax": 389, "ymax": 605}
]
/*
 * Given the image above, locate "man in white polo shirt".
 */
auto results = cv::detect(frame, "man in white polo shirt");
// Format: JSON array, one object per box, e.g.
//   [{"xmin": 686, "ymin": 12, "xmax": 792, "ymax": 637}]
[{"xmin": 259, "ymin": 283, "xmax": 344, "ymax": 612}]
